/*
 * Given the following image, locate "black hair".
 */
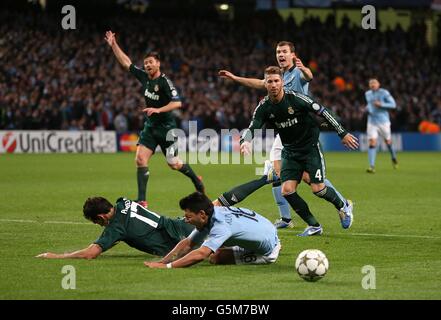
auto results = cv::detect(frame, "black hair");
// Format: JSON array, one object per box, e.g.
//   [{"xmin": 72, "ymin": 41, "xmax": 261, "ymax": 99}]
[
  {"xmin": 145, "ymin": 51, "xmax": 161, "ymax": 61},
  {"xmin": 83, "ymin": 197, "xmax": 113, "ymax": 222},
  {"xmin": 179, "ymin": 192, "xmax": 214, "ymax": 216}
]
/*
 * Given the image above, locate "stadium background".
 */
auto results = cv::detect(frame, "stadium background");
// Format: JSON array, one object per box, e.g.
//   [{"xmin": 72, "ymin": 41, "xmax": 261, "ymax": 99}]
[
  {"xmin": 1, "ymin": 0, "xmax": 441, "ymax": 301},
  {"xmin": 1, "ymin": 0, "xmax": 441, "ymax": 154}
]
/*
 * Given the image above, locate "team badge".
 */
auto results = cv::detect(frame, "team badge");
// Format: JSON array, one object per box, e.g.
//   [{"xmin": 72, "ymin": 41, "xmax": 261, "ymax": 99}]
[
  {"xmin": 154, "ymin": 85, "xmax": 159, "ymax": 92},
  {"xmin": 312, "ymin": 103, "xmax": 320, "ymax": 111},
  {"xmin": 287, "ymin": 107, "xmax": 294, "ymax": 115}
]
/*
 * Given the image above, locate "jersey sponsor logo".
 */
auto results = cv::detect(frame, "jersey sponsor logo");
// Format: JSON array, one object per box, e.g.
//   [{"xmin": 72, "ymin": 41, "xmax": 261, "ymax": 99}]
[
  {"xmin": 275, "ymin": 118, "xmax": 298, "ymax": 129},
  {"xmin": 1, "ymin": 132, "xmax": 17, "ymax": 153},
  {"xmin": 287, "ymin": 106, "xmax": 294, "ymax": 115},
  {"xmin": 144, "ymin": 89, "xmax": 160, "ymax": 101}
]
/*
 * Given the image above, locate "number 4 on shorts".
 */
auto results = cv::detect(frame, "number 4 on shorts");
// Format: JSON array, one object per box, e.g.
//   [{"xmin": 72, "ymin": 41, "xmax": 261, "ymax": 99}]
[{"xmin": 315, "ymin": 169, "xmax": 322, "ymax": 181}]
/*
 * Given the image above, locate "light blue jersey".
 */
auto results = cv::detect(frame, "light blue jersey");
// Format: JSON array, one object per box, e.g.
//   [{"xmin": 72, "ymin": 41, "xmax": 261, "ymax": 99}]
[
  {"xmin": 188, "ymin": 206, "xmax": 279, "ymax": 255},
  {"xmin": 283, "ymin": 66, "xmax": 309, "ymax": 95},
  {"xmin": 365, "ymin": 88, "xmax": 396, "ymax": 125}
]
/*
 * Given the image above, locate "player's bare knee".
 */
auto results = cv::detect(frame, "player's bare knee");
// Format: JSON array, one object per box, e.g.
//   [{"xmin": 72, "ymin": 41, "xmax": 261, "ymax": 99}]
[
  {"xmin": 311, "ymin": 183, "xmax": 325, "ymax": 193},
  {"xmin": 281, "ymin": 185, "xmax": 295, "ymax": 196},
  {"xmin": 135, "ymin": 155, "xmax": 147, "ymax": 167}
]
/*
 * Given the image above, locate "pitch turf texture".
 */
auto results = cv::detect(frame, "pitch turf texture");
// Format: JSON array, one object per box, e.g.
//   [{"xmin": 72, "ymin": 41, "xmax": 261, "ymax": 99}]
[{"xmin": 1, "ymin": 152, "xmax": 440, "ymax": 300}]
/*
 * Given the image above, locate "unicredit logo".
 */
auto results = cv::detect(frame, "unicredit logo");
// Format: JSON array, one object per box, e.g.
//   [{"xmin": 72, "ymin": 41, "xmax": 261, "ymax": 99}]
[{"xmin": 2, "ymin": 132, "xmax": 17, "ymax": 153}]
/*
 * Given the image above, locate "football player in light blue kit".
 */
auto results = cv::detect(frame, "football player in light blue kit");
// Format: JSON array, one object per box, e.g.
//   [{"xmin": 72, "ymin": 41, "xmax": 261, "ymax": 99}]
[
  {"xmin": 144, "ymin": 192, "xmax": 280, "ymax": 268},
  {"xmin": 365, "ymin": 78, "xmax": 398, "ymax": 173},
  {"xmin": 219, "ymin": 41, "xmax": 351, "ymax": 231}
]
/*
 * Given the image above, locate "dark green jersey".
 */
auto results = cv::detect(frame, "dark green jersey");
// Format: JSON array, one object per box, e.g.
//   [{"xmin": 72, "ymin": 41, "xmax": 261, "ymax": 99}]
[
  {"xmin": 241, "ymin": 90, "xmax": 348, "ymax": 152},
  {"xmin": 94, "ymin": 198, "xmax": 194, "ymax": 256},
  {"xmin": 129, "ymin": 64, "xmax": 180, "ymax": 127}
]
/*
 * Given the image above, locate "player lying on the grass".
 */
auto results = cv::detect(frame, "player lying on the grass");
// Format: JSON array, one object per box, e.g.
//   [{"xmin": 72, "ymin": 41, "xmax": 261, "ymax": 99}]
[
  {"xmin": 240, "ymin": 66, "xmax": 359, "ymax": 237},
  {"xmin": 219, "ymin": 41, "xmax": 348, "ymax": 230},
  {"xmin": 36, "ymin": 197, "xmax": 194, "ymax": 259},
  {"xmin": 144, "ymin": 192, "xmax": 281, "ymax": 268}
]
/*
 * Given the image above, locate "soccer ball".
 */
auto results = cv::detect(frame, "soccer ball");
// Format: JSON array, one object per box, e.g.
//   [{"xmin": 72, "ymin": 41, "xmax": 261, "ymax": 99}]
[{"xmin": 295, "ymin": 249, "xmax": 329, "ymax": 282}]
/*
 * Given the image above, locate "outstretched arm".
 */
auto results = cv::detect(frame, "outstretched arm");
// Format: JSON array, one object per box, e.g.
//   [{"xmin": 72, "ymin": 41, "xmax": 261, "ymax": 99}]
[
  {"xmin": 145, "ymin": 246, "xmax": 212, "ymax": 269},
  {"xmin": 219, "ymin": 70, "xmax": 265, "ymax": 90},
  {"xmin": 36, "ymin": 244, "xmax": 103, "ymax": 260},
  {"xmin": 296, "ymin": 58, "xmax": 313, "ymax": 81},
  {"xmin": 105, "ymin": 30, "xmax": 132, "ymax": 71},
  {"xmin": 159, "ymin": 238, "xmax": 193, "ymax": 264}
]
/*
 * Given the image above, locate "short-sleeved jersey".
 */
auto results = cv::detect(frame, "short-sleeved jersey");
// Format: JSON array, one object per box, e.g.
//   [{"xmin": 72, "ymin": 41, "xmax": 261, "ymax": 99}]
[
  {"xmin": 94, "ymin": 198, "xmax": 194, "ymax": 256},
  {"xmin": 188, "ymin": 206, "xmax": 279, "ymax": 255},
  {"xmin": 129, "ymin": 64, "xmax": 180, "ymax": 127},
  {"xmin": 365, "ymin": 88, "xmax": 396, "ymax": 125},
  {"xmin": 241, "ymin": 91, "xmax": 347, "ymax": 153},
  {"xmin": 283, "ymin": 66, "xmax": 309, "ymax": 95}
]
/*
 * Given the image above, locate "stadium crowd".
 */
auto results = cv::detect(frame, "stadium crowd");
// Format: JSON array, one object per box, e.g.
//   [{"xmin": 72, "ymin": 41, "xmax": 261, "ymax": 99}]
[{"xmin": 1, "ymin": 7, "xmax": 440, "ymax": 133}]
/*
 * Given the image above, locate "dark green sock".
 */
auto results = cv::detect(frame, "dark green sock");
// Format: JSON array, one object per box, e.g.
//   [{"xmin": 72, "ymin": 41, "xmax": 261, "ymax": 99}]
[
  {"xmin": 283, "ymin": 192, "xmax": 320, "ymax": 226},
  {"xmin": 179, "ymin": 164, "xmax": 204, "ymax": 192},
  {"xmin": 314, "ymin": 187, "xmax": 344, "ymax": 211},
  {"xmin": 218, "ymin": 175, "xmax": 268, "ymax": 206},
  {"xmin": 137, "ymin": 167, "xmax": 149, "ymax": 201}
]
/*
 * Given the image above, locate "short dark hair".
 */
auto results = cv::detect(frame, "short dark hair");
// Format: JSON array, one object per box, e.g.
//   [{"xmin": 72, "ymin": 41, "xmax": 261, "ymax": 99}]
[
  {"xmin": 179, "ymin": 192, "xmax": 214, "ymax": 217},
  {"xmin": 83, "ymin": 197, "xmax": 113, "ymax": 222},
  {"xmin": 264, "ymin": 66, "xmax": 283, "ymax": 78},
  {"xmin": 276, "ymin": 41, "xmax": 295, "ymax": 53},
  {"xmin": 145, "ymin": 51, "xmax": 161, "ymax": 61}
]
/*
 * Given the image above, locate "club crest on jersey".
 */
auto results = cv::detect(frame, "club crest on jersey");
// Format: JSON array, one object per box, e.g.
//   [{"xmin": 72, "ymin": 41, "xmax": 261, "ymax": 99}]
[
  {"xmin": 154, "ymin": 85, "xmax": 159, "ymax": 92},
  {"xmin": 287, "ymin": 107, "xmax": 294, "ymax": 115}
]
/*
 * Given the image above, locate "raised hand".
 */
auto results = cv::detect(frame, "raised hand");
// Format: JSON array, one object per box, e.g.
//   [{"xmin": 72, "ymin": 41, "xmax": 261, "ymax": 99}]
[{"xmin": 104, "ymin": 30, "xmax": 116, "ymax": 47}]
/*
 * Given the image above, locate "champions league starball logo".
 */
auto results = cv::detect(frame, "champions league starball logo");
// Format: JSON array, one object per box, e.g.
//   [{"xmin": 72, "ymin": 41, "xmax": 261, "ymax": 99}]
[{"xmin": 1, "ymin": 132, "xmax": 17, "ymax": 153}]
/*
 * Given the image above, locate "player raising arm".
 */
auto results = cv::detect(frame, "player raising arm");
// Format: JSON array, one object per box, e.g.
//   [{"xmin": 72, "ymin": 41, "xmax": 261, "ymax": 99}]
[
  {"xmin": 218, "ymin": 41, "xmax": 351, "ymax": 231},
  {"xmin": 104, "ymin": 31, "xmax": 204, "ymax": 208},
  {"xmin": 240, "ymin": 66, "xmax": 358, "ymax": 236}
]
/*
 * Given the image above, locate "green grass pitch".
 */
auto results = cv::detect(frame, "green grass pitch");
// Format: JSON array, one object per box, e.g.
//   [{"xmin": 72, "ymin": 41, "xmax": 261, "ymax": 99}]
[{"xmin": 0, "ymin": 152, "xmax": 440, "ymax": 299}]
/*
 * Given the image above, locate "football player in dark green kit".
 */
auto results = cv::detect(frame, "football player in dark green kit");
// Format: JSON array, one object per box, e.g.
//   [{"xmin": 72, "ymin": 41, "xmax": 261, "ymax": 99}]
[
  {"xmin": 104, "ymin": 31, "xmax": 204, "ymax": 208},
  {"xmin": 36, "ymin": 197, "xmax": 194, "ymax": 259},
  {"xmin": 240, "ymin": 66, "xmax": 359, "ymax": 236}
]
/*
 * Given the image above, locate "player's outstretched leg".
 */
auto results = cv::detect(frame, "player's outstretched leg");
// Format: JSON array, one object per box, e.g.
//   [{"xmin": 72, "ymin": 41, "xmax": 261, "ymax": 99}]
[{"xmin": 217, "ymin": 175, "xmax": 268, "ymax": 206}]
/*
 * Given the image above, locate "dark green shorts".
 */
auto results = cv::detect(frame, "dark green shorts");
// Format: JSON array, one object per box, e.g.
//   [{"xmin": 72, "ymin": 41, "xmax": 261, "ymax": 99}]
[
  {"xmin": 280, "ymin": 143, "xmax": 326, "ymax": 184},
  {"xmin": 138, "ymin": 124, "xmax": 178, "ymax": 157}
]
